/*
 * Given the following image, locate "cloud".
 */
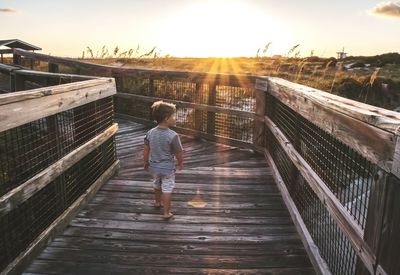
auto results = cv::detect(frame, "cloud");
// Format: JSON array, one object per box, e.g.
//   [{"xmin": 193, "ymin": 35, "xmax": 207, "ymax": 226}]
[
  {"xmin": 369, "ymin": 2, "xmax": 400, "ymax": 19},
  {"xmin": 0, "ymin": 8, "xmax": 16, "ymax": 13}
]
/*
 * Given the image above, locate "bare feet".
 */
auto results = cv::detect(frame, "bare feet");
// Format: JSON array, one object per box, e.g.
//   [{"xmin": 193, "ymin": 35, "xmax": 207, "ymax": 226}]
[
  {"xmin": 163, "ymin": 212, "xmax": 174, "ymax": 220},
  {"xmin": 154, "ymin": 201, "xmax": 162, "ymax": 208}
]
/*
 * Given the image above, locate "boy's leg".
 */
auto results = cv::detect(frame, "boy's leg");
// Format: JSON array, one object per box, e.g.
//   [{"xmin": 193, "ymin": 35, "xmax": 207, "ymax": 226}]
[
  {"xmin": 154, "ymin": 188, "xmax": 162, "ymax": 207},
  {"xmin": 153, "ymin": 177, "xmax": 162, "ymax": 207},
  {"xmin": 161, "ymin": 174, "xmax": 175, "ymax": 219},
  {"xmin": 162, "ymin": 193, "xmax": 172, "ymax": 218}
]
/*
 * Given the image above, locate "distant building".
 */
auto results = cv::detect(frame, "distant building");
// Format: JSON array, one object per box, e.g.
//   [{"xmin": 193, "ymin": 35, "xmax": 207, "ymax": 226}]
[
  {"xmin": 0, "ymin": 39, "xmax": 41, "ymax": 63},
  {"xmin": 336, "ymin": 47, "xmax": 347, "ymax": 60}
]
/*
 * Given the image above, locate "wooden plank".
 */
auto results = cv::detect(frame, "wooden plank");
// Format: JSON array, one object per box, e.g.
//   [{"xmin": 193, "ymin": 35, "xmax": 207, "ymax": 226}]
[
  {"xmin": 375, "ymin": 175, "xmax": 400, "ymax": 275},
  {"xmin": 253, "ymin": 83, "xmax": 267, "ymax": 147},
  {"xmin": 21, "ymin": 118, "xmax": 315, "ymax": 274},
  {"xmin": 25, "ymin": 259, "xmax": 315, "ymax": 275},
  {"xmin": 0, "ymin": 123, "xmax": 118, "ymax": 217},
  {"xmin": 268, "ymin": 77, "xmax": 400, "ymax": 134},
  {"xmin": 0, "ymin": 79, "xmax": 116, "ymax": 133},
  {"xmin": 264, "ymin": 150, "xmax": 331, "ymax": 275},
  {"xmin": 1, "ymin": 160, "xmax": 120, "ymax": 275},
  {"xmin": 0, "ymin": 78, "xmax": 112, "ymax": 106},
  {"xmin": 16, "ymin": 69, "xmax": 97, "ymax": 81},
  {"xmin": 0, "ymin": 63, "xmax": 20, "ymax": 73},
  {"xmin": 264, "ymin": 115, "xmax": 375, "ymax": 273},
  {"xmin": 267, "ymin": 77, "xmax": 397, "ymax": 173}
]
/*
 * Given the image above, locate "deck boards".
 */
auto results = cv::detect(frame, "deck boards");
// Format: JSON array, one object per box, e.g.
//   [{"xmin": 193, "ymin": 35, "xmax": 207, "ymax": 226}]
[{"xmin": 23, "ymin": 118, "xmax": 315, "ymax": 274}]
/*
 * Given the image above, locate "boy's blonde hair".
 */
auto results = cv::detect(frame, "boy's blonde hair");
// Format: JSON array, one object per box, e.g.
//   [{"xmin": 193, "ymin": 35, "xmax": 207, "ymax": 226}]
[{"xmin": 151, "ymin": 101, "xmax": 176, "ymax": 123}]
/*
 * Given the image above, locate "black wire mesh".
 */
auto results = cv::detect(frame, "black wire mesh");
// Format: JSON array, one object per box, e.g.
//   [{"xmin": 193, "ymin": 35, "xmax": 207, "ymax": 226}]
[
  {"xmin": 267, "ymin": 94, "xmax": 374, "ymax": 230},
  {"xmin": 267, "ymin": 127, "xmax": 359, "ymax": 275},
  {"xmin": 0, "ymin": 97, "xmax": 114, "ymax": 197},
  {"xmin": 115, "ymin": 75, "xmax": 256, "ymax": 143},
  {"xmin": 215, "ymin": 113, "xmax": 253, "ymax": 142},
  {"xmin": 0, "ymin": 136, "xmax": 116, "ymax": 272},
  {"xmin": 216, "ymin": 85, "xmax": 255, "ymax": 112},
  {"xmin": 0, "ymin": 179, "xmax": 63, "ymax": 272}
]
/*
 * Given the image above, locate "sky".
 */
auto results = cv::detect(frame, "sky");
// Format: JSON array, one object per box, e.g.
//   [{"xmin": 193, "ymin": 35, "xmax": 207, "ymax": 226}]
[{"xmin": 0, "ymin": 0, "xmax": 399, "ymax": 58}]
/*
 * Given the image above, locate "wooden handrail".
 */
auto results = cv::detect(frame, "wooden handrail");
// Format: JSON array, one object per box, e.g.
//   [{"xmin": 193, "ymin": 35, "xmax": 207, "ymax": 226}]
[{"xmin": 0, "ymin": 78, "xmax": 116, "ymax": 132}]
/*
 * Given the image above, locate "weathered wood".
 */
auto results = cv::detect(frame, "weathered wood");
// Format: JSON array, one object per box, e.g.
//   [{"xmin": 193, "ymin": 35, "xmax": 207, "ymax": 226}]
[
  {"xmin": 0, "ymin": 78, "xmax": 116, "ymax": 132},
  {"xmin": 264, "ymin": 149, "xmax": 331, "ymax": 275},
  {"xmin": 15, "ymin": 69, "xmax": 98, "ymax": 81},
  {"xmin": 115, "ymin": 92, "xmax": 256, "ymax": 119},
  {"xmin": 0, "ymin": 123, "xmax": 118, "ymax": 217},
  {"xmin": 23, "ymin": 118, "xmax": 315, "ymax": 274},
  {"xmin": 2, "ymin": 160, "xmax": 120, "ymax": 275},
  {"xmin": 268, "ymin": 77, "xmax": 400, "ymax": 134},
  {"xmin": 264, "ymin": 115, "xmax": 375, "ymax": 274},
  {"xmin": 267, "ymin": 77, "xmax": 397, "ymax": 173},
  {"xmin": 375, "ymin": 175, "xmax": 400, "ymax": 275},
  {"xmin": 0, "ymin": 63, "xmax": 20, "ymax": 73},
  {"xmin": 48, "ymin": 62, "xmax": 59, "ymax": 73},
  {"xmin": 207, "ymin": 81, "xmax": 217, "ymax": 135},
  {"xmin": 0, "ymin": 78, "xmax": 112, "ymax": 106},
  {"xmin": 253, "ymin": 81, "xmax": 267, "ymax": 147},
  {"xmin": 363, "ymin": 169, "xmax": 388, "ymax": 258}
]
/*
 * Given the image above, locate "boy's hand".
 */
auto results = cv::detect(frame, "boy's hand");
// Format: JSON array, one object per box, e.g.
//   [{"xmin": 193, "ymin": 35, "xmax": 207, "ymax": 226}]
[
  {"xmin": 177, "ymin": 163, "xmax": 183, "ymax": 170},
  {"xmin": 144, "ymin": 162, "xmax": 149, "ymax": 171}
]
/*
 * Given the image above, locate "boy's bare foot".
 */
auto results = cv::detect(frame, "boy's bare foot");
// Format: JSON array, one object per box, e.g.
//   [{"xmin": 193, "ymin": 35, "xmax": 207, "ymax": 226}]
[
  {"xmin": 154, "ymin": 201, "xmax": 162, "ymax": 208},
  {"xmin": 163, "ymin": 212, "xmax": 174, "ymax": 220}
]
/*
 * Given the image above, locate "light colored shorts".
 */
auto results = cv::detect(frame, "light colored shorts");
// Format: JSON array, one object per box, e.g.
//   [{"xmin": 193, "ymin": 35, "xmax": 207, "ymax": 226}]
[{"xmin": 153, "ymin": 173, "xmax": 175, "ymax": 193}]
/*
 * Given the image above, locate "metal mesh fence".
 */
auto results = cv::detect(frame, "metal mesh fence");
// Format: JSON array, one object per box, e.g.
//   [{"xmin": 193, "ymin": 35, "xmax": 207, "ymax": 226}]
[
  {"xmin": 115, "ymin": 75, "xmax": 256, "ymax": 144},
  {"xmin": 0, "ymin": 97, "xmax": 114, "ymax": 197},
  {"xmin": 0, "ymin": 136, "xmax": 116, "ymax": 272},
  {"xmin": 267, "ymin": 94, "xmax": 374, "ymax": 230},
  {"xmin": 216, "ymin": 85, "xmax": 255, "ymax": 112},
  {"xmin": 267, "ymin": 127, "xmax": 359, "ymax": 275}
]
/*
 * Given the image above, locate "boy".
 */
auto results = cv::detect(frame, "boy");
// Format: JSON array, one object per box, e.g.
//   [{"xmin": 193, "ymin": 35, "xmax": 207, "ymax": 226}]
[{"xmin": 143, "ymin": 101, "xmax": 183, "ymax": 220}]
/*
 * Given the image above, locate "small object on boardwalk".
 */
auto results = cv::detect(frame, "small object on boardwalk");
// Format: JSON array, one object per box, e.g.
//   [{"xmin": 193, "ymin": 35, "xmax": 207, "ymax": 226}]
[{"xmin": 188, "ymin": 189, "xmax": 207, "ymax": 208}]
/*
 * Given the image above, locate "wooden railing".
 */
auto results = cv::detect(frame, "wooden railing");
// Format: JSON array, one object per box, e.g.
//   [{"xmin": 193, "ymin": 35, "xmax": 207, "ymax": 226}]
[
  {"xmin": 0, "ymin": 67, "xmax": 119, "ymax": 274},
  {"xmin": 11, "ymin": 48, "xmax": 400, "ymax": 275}
]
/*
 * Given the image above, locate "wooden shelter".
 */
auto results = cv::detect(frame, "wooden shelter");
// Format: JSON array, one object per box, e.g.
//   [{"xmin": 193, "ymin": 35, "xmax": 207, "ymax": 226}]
[{"xmin": 0, "ymin": 39, "xmax": 41, "ymax": 63}]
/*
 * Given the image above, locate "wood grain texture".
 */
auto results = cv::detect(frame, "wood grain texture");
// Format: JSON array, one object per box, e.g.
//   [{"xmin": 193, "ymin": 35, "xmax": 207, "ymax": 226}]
[
  {"xmin": 0, "ymin": 79, "xmax": 116, "ymax": 132},
  {"xmin": 267, "ymin": 77, "xmax": 397, "ymax": 173},
  {"xmin": 23, "ymin": 118, "xmax": 315, "ymax": 274}
]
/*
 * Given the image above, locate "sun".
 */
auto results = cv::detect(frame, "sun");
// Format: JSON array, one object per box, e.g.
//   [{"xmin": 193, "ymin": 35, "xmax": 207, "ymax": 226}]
[{"xmin": 158, "ymin": 0, "xmax": 292, "ymax": 57}]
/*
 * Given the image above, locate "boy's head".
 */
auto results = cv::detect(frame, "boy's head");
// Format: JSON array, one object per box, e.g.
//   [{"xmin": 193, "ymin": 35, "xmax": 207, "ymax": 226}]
[{"xmin": 151, "ymin": 101, "xmax": 177, "ymax": 126}]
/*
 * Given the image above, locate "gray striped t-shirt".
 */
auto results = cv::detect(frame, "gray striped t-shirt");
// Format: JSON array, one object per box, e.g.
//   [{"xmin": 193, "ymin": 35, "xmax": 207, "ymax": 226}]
[{"xmin": 144, "ymin": 126, "xmax": 183, "ymax": 176}]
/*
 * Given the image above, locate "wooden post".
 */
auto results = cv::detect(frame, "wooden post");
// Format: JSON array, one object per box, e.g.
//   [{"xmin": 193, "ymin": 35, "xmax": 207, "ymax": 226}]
[
  {"xmin": 253, "ymin": 77, "xmax": 268, "ymax": 147},
  {"xmin": 13, "ymin": 53, "xmax": 21, "ymax": 65},
  {"xmin": 14, "ymin": 72, "xmax": 25, "ymax": 91},
  {"xmin": 148, "ymin": 78, "xmax": 154, "ymax": 97},
  {"xmin": 194, "ymin": 83, "xmax": 204, "ymax": 131},
  {"xmin": 372, "ymin": 174, "xmax": 400, "ymax": 275},
  {"xmin": 48, "ymin": 62, "xmax": 59, "ymax": 73},
  {"xmin": 207, "ymin": 81, "xmax": 216, "ymax": 135}
]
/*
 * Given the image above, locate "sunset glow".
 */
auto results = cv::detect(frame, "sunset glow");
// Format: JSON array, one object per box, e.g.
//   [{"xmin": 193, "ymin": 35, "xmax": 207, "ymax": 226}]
[
  {"xmin": 158, "ymin": 1, "xmax": 292, "ymax": 57},
  {"xmin": 0, "ymin": 0, "xmax": 399, "ymax": 57}
]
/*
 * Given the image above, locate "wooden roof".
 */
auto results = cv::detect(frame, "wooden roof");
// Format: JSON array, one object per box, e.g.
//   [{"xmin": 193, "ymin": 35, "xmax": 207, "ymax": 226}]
[{"xmin": 0, "ymin": 39, "xmax": 41, "ymax": 51}]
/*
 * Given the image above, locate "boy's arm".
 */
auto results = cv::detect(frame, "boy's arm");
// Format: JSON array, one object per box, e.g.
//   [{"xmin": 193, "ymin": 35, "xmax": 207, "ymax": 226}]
[
  {"xmin": 175, "ymin": 151, "xmax": 183, "ymax": 170},
  {"xmin": 143, "ymin": 143, "xmax": 150, "ymax": 171}
]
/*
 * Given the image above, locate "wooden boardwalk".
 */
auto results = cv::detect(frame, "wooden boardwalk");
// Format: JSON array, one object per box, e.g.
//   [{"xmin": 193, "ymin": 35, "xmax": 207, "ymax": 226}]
[{"xmin": 24, "ymin": 118, "xmax": 315, "ymax": 274}]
